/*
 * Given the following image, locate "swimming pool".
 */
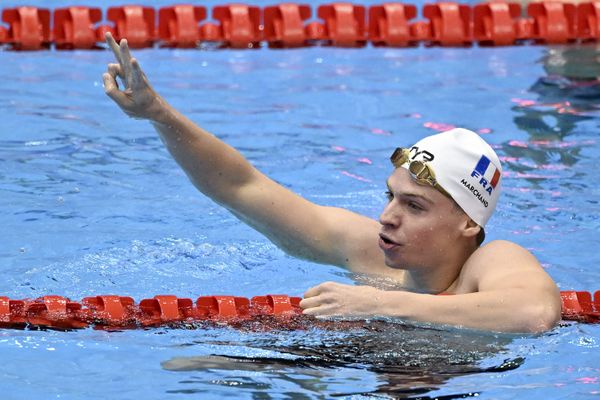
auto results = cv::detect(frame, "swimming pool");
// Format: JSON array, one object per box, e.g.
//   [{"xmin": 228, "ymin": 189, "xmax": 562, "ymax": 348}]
[{"xmin": 2, "ymin": 2, "xmax": 600, "ymax": 399}]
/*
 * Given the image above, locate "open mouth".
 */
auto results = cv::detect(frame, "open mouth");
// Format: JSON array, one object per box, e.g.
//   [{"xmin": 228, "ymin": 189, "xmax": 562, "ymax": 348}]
[{"xmin": 379, "ymin": 234, "xmax": 400, "ymax": 249}]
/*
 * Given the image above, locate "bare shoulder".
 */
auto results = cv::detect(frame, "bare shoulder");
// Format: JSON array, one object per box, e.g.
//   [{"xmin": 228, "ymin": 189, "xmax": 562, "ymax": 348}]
[
  {"xmin": 469, "ymin": 239, "xmax": 541, "ymax": 270},
  {"xmin": 457, "ymin": 239, "xmax": 558, "ymax": 292},
  {"xmin": 469, "ymin": 240, "xmax": 539, "ymax": 266}
]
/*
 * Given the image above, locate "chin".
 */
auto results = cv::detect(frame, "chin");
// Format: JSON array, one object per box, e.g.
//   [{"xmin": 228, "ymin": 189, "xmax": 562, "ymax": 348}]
[{"xmin": 384, "ymin": 254, "xmax": 406, "ymax": 269}]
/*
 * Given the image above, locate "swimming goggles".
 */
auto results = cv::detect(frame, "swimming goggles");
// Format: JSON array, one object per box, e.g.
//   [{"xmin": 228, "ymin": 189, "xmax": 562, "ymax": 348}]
[{"xmin": 390, "ymin": 147, "xmax": 451, "ymax": 198}]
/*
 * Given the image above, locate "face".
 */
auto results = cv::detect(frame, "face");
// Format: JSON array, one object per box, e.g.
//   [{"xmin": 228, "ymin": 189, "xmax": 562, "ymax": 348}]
[{"xmin": 378, "ymin": 168, "xmax": 468, "ymax": 270}]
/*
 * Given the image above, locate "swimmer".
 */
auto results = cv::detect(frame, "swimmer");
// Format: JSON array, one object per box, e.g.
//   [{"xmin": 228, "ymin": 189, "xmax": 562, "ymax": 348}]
[{"xmin": 102, "ymin": 33, "xmax": 561, "ymax": 333}]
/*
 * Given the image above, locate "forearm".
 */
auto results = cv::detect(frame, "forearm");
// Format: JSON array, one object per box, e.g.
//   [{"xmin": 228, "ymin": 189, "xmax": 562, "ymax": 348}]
[
  {"xmin": 377, "ymin": 290, "xmax": 560, "ymax": 333},
  {"xmin": 150, "ymin": 102, "xmax": 259, "ymax": 206}
]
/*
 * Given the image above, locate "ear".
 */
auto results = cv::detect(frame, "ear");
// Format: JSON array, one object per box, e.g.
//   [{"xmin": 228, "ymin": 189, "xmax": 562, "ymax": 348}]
[{"xmin": 460, "ymin": 218, "xmax": 481, "ymax": 240}]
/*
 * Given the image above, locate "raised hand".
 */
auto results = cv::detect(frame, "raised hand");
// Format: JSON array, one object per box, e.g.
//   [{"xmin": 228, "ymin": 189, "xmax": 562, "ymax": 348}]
[{"xmin": 102, "ymin": 32, "xmax": 168, "ymax": 121}]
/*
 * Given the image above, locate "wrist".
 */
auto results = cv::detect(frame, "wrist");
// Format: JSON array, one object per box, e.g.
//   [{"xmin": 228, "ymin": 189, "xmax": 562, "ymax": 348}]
[
  {"xmin": 147, "ymin": 97, "xmax": 175, "ymax": 125},
  {"xmin": 377, "ymin": 290, "xmax": 413, "ymax": 318}
]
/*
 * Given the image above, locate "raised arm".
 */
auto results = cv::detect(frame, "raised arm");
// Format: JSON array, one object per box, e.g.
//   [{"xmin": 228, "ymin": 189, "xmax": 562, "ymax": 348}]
[{"xmin": 101, "ymin": 33, "xmax": 385, "ymax": 274}]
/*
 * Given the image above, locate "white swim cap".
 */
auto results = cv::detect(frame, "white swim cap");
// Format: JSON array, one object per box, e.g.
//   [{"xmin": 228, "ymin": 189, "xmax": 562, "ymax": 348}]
[{"xmin": 399, "ymin": 128, "xmax": 502, "ymax": 227}]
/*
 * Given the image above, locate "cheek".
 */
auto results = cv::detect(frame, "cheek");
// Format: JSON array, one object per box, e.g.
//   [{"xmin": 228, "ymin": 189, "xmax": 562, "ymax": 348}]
[{"xmin": 407, "ymin": 215, "xmax": 456, "ymax": 250}]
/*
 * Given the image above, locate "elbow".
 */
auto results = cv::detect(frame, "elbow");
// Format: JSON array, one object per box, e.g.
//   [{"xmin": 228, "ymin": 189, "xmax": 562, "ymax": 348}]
[{"xmin": 518, "ymin": 299, "xmax": 562, "ymax": 334}]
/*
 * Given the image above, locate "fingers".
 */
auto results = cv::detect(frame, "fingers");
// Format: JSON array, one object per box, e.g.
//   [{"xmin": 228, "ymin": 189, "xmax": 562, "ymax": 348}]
[
  {"xmin": 130, "ymin": 58, "xmax": 145, "ymax": 89},
  {"xmin": 105, "ymin": 33, "xmax": 134, "ymax": 89},
  {"xmin": 299, "ymin": 296, "xmax": 329, "ymax": 317},
  {"xmin": 302, "ymin": 305, "xmax": 331, "ymax": 317},
  {"xmin": 103, "ymin": 71, "xmax": 129, "ymax": 105},
  {"xmin": 303, "ymin": 281, "xmax": 338, "ymax": 298},
  {"xmin": 119, "ymin": 39, "xmax": 134, "ymax": 89},
  {"xmin": 299, "ymin": 296, "xmax": 321, "ymax": 310},
  {"xmin": 303, "ymin": 285, "xmax": 322, "ymax": 299},
  {"xmin": 105, "ymin": 32, "xmax": 122, "ymax": 66},
  {"xmin": 301, "ymin": 282, "xmax": 338, "ymax": 315},
  {"xmin": 108, "ymin": 63, "xmax": 123, "ymax": 80}
]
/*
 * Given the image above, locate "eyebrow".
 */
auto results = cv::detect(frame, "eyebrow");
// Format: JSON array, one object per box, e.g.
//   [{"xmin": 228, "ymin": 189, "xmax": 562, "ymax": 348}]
[{"xmin": 386, "ymin": 180, "xmax": 435, "ymax": 205}]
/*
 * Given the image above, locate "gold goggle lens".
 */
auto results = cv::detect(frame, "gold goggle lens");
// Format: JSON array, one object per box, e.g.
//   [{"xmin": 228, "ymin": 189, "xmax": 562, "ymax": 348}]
[{"xmin": 390, "ymin": 147, "xmax": 450, "ymax": 198}]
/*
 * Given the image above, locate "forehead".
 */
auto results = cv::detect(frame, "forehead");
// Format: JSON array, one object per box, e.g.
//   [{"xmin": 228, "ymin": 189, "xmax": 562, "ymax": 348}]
[{"xmin": 386, "ymin": 168, "xmax": 445, "ymax": 202}]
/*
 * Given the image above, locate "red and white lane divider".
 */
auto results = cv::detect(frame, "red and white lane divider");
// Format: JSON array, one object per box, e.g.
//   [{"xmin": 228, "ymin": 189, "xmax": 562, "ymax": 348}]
[{"xmin": 0, "ymin": 2, "xmax": 599, "ymax": 50}]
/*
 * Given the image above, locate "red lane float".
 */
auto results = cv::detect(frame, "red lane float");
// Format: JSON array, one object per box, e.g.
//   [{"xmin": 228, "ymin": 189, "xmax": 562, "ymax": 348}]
[
  {"xmin": 158, "ymin": 5, "xmax": 207, "ymax": 48},
  {"xmin": 560, "ymin": 290, "xmax": 600, "ymax": 323},
  {"xmin": 369, "ymin": 3, "xmax": 418, "ymax": 47},
  {"xmin": 578, "ymin": 2, "xmax": 600, "ymax": 41},
  {"xmin": 105, "ymin": 5, "xmax": 156, "ymax": 48},
  {"xmin": 0, "ymin": 294, "xmax": 303, "ymax": 330},
  {"xmin": 0, "ymin": 291, "xmax": 597, "ymax": 330},
  {"xmin": 264, "ymin": 3, "xmax": 312, "ymax": 48},
  {"xmin": 212, "ymin": 4, "xmax": 262, "ymax": 48},
  {"xmin": 317, "ymin": 3, "xmax": 367, "ymax": 47},
  {"xmin": 473, "ymin": 2, "xmax": 521, "ymax": 46},
  {"xmin": 527, "ymin": 1, "xmax": 577, "ymax": 44},
  {"xmin": 1, "ymin": 6, "xmax": 51, "ymax": 50},
  {"xmin": 53, "ymin": 6, "xmax": 104, "ymax": 49},
  {"xmin": 420, "ymin": 2, "xmax": 472, "ymax": 46},
  {"xmin": 3, "ymin": 1, "xmax": 600, "ymax": 50}
]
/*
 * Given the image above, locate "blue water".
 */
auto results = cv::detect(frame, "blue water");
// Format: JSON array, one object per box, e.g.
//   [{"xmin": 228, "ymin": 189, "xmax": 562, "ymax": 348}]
[{"xmin": 2, "ymin": 2, "xmax": 600, "ymax": 399}]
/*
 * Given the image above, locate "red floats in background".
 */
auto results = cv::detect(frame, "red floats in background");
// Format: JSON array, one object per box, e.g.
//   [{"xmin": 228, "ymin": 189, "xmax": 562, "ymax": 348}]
[
  {"xmin": 419, "ymin": 2, "xmax": 472, "ymax": 46},
  {"xmin": 369, "ymin": 3, "xmax": 419, "ymax": 47},
  {"xmin": 158, "ymin": 5, "xmax": 207, "ymax": 48},
  {"xmin": 54, "ymin": 7, "xmax": 104, "ymax": 49},
  {"xmin": 105, "ymin": 5, "xmax": 156, "ymax": 48},
  {"xmin": 1, "ymin": 7, "xmax": 51, "ymax": 50},
  {"xmin": 473, "ymin": 2, "xmax": 521, "ymax": 46},
  {"xmin": 527, "ymin": 1, "xmax": 577, "ymax": 44},
  {"xmin": 317, "ymin": 2, "xmax": 367, "ymax": 47},
  {"xmin": 211, "ymin": 4, "xmax": 262, "ymax": 48},
  {"xmin": 263, "ymin": 3, "xmax": 312, "ymax": 48}
]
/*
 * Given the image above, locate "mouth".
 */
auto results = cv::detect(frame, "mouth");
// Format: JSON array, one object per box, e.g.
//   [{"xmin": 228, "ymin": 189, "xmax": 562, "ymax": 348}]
[{"xmin": 378, "ymin": 233, "xmax": 401, "ymax": 250}]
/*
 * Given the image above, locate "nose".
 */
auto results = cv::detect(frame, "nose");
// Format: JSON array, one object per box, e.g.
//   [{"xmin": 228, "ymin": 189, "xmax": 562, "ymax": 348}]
[{"xmin": 379, "ymin": 200, "xmax": 400, "ymax": 227}]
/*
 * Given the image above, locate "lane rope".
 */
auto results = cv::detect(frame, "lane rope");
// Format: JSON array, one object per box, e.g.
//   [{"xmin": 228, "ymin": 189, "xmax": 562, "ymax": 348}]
[
  {"xmin": 0, "ymin": 2, "xmax": 597, "ymax": 50},
  {"xmin": 0, "ymin": 291, "xmax": 597, "ymax": 330}
]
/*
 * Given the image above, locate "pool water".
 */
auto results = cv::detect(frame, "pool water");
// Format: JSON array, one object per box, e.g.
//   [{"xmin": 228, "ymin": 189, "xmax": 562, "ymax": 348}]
[{"xmin": 1, "ymin": 2, "xmax": 600, "ymax": 399}]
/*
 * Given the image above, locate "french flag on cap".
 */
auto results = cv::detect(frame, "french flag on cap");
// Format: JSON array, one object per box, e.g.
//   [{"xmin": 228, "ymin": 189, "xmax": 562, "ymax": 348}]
[{"xmin": 472, "ymin": 155, "xmax": 500, "ymax": 194}]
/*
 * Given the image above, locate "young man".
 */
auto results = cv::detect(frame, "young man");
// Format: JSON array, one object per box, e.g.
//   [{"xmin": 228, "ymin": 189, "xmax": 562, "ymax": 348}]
[{"xmin": 102, "ymin": 33, "xmax": 561, "ymax": 333}]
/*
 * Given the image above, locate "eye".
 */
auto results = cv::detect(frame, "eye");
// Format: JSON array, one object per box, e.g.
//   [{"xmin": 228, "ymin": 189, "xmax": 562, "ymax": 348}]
[
  {"xmin": 385, "ymin": 191, "xmax": 394, "ymax": 201},
  {"xmin": 408, "ymin": 201, "xmax": 424, "ymax": 211}
]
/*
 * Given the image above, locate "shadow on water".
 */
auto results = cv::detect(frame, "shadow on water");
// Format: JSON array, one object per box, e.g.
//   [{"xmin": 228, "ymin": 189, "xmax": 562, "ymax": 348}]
[{"xmin": 161, "ymin": 319, "xmax": 522, "ymax": 398}]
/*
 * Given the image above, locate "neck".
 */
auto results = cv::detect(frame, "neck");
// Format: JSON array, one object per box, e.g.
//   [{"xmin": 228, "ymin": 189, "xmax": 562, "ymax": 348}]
[{"xmin": 402, "ymin": 240, "xmax": 478, "ymax": 294}]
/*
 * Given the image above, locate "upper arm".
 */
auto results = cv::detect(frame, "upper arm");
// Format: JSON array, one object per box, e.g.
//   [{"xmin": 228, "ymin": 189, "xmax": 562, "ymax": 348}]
[
  {"xmin": 466, "ymin": 240, "xmax": 557, "ymax": 293},
  {"xmin": 459, "ymin": 240, "xmax": 561, "ymax": 329},
  {"xmin": 228, "ymin": 170, "xmax": 385, "ymax": 273}
]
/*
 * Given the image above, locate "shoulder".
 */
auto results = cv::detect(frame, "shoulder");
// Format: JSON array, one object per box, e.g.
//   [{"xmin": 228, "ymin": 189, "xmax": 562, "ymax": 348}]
[
  {"xmin": 457, "ymin": 239, "xmax": 556, "ymax": 291},
  {"xmin": 469, "ymin": 239, "xmax": 540, "ymax": 268}
]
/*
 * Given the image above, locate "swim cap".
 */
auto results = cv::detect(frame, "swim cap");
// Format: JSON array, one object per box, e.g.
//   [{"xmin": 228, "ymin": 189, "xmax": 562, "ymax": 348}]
[{"xmin": 401, "ymin": 128, "xmax": 502, "ymax": 227}]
